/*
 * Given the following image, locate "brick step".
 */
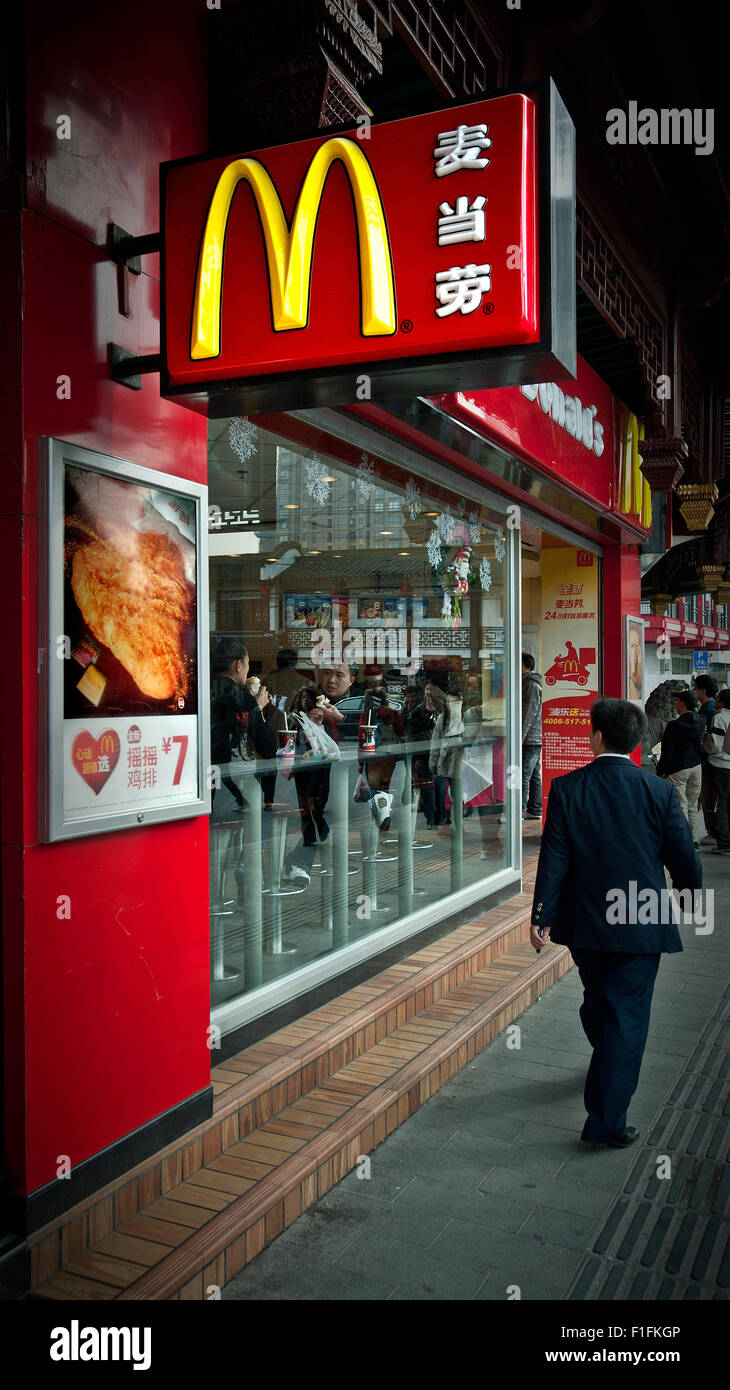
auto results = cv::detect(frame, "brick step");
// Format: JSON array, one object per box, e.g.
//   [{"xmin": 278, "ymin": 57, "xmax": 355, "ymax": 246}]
[
  {"xmin": 34, "ymin": 931, "xmax": 571, "ymax": 1299},
  {"xmin": 28, "ymin": 875, "xmax": 540, "ymax": 1291}
]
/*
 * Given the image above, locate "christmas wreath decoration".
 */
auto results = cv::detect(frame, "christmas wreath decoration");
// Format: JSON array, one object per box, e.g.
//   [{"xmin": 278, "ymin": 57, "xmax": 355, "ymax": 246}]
[{"xmin": 427, "ymin": 515, "xmax": 485, "ymax": 629}]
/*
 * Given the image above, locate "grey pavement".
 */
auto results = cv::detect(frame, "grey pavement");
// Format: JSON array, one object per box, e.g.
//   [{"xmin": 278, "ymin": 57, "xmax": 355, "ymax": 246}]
[{"xmin": 223, "ymin": 852, "xmax": 730, "ymax": 1301}]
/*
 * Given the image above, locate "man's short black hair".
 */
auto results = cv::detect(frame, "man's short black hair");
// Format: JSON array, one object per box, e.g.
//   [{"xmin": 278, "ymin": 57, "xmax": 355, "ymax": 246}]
[
  {"xmin": 673, "ymin": 688, "xmax": 697, "ymax": 712},
  {"xmin": 522, "ymin": 652, "xmax": 536, "ymax": 671},
  {"xmin": 276, "ymin": 648, "xmax": 298, "ymax": 668},
  {"xmin": 211, "ymin": 635, "xmax": 247, "ymax": 676},
  {"xmin": 590, "ymin": 697, "xmax": 647, "ymax": 754},
  {"xmin": 693, "ymin": 674, "xmax": 718, "ymax": 697},
  {"xmin": 716, "ymin": 688, "xmax": 730, "ymax": 710}
]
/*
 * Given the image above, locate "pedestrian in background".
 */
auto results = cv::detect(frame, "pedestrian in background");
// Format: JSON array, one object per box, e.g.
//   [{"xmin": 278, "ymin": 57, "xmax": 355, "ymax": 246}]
[
  {"xmin": 693, "ymin": 674, "xmax": 719, "ymax": 846},
  {"xmin": 703, "ymin": 686, "xmax": 730, "ymax": 855},
  {"xmin": 656, "ymin": 687, "xmax": 704, "ymax": 845},
  {"xmin": 693, "ymin": 673, "xmax": 718, "ymax": 732},
  {"xmin": 521, "ymin": 652, "xmax": 543, "ymax": 820}
]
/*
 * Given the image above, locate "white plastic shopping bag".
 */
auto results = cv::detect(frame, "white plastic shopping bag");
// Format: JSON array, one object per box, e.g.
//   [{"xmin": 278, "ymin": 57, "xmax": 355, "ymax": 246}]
[{"xmin": 295, "ymin": 711, "xmax": 340, "ymax": 762}]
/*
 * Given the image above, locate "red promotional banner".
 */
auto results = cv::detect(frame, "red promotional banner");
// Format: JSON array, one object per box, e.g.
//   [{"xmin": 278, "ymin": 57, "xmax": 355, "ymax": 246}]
[
  {"xmin": 160, "ymin": 82, "xmax": 576, "ymax": 410},
  {"xmin": 441, "ymin": 355, "xmax": 652, "ymax": 534},
  {"xmin": 540, "ymin": 546, "xmax": 600, "ymax": 814},
  {"xmin": 443, "ymin": 354, "xmax": 614, "ymax": 511}
]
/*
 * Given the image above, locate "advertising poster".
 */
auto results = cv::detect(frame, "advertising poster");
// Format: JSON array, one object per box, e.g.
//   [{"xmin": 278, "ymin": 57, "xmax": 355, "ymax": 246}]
[
  {"xmin": 625, "ymin": 615, "xmax": 646, "ymax": 703},
  {"xmin": 356, "ymin": 596, "xmax": 406, "ymax": 626},
  {"xmin": 283, "ymin": 595, "xmax": 332, "ymax": 628},
  {"xmin": 42, "ymin": 440, "xmax": 210, "ymax": 841},
  {"xmin": 540, "ymin": 547, "xmax": 599, "ymax": 816}
]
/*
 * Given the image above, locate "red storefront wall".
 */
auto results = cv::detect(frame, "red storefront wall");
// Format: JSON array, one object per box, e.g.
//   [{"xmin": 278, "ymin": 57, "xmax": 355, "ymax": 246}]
[{"xmin": 2, "ymin": 0, "xmax": 210, "ymax": 1203}]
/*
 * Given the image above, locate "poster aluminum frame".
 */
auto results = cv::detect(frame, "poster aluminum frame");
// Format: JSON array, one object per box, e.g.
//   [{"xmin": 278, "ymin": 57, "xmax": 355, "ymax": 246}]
[{"xmin": 39, "ymin": 437, "xmax": 211, "ymax": 842}]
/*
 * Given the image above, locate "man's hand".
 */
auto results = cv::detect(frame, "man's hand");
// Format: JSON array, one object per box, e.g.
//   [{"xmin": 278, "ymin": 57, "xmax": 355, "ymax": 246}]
[
  {"xmin": 530, "ymin": 922, "xmax": 552, "ymax": 952},
  {"xmin": 309, "ymin": 707, "xmax": 324, "ymax": 726}
]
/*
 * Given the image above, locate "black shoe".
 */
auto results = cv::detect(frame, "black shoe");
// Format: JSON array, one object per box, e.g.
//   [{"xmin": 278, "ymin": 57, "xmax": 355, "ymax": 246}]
[{"xmin": 580, "ymin": 1125, "xmax": 640, "ymax": 1149}]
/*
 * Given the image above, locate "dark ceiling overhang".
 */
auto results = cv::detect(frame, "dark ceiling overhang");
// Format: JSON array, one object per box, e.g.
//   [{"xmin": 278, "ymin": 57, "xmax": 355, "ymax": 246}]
[
  {"xmin": 642, "ymin": 536, "xmax": 707, "ymax": 600},
  {"xmin": 576, "ymin": 286, "xmax": 646, "ymax": 415}
]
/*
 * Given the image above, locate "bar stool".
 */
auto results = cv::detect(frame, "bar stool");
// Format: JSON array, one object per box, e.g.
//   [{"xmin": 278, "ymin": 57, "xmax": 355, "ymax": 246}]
[
  {"xmin": 263, "ymin": 802, "xmax": 303, "ymax": 955},
  {"xmin": 209, "ymin": 810, "xmax": 244, "ymax": 999},
  {"xmin": 359, "ymin": 804, "xmax": 396, "ymax": 917},
  {"xmin": 312, "ymin": 834, "xmax": 334, "ymax": 934}
]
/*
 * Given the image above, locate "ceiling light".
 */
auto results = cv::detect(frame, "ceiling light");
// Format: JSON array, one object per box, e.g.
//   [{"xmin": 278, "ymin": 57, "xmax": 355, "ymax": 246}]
[
  {"xmin": 379, "ymin": 530, "xmax": 393, "ymax": 535},
  {"xmin": 424, "ymin": 511, "xmax": 438, "ymax": 516},
  {"xmin": 397, "ymin": 550, "xmax": 410, "ymax": 555},
  {"xmin": 282, "ymin": 503, "xmax": 299, "ymax": 509}
]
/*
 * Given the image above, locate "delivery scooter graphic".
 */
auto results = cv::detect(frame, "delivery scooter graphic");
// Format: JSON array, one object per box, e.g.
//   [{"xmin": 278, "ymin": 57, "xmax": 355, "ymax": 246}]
[{"xmin": 544, "ymin": 640, "xmax": 593, "ymax": 687}]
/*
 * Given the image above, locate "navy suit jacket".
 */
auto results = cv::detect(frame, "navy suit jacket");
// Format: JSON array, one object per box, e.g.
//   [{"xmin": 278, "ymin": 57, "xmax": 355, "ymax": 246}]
[{"xmin": 531, "ymin": 757, "xmax": 702, "ymax": 954}]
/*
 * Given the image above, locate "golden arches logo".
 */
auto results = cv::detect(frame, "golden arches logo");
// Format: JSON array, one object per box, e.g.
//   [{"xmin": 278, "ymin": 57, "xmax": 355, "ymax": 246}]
[
  {"xmin": 190, "ymin": 137, "xmax": 397, "ymax": 360},
  {"xmin": 620, "ymin": 413, "xmax": 652, "ymax": 528}
]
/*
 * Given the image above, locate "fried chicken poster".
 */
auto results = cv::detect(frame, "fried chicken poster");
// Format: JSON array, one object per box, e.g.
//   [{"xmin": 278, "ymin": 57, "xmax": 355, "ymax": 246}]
[{"xmin": 63, "ymin": 466, "xmax": 198, "ymax": 718}]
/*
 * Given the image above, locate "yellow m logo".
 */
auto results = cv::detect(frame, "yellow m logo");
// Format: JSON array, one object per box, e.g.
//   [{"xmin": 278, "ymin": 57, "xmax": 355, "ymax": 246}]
[
  {"xmin": 190, "ymin": 137, "xmax": 397, "ymax": 360},
  {"xmin": 620, "ymin": 413, "xmax": 652, "ymax": 528}
]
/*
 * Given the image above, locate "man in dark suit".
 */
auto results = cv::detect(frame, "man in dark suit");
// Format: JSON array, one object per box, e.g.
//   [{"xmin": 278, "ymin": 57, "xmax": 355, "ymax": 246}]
[{"xmin": 531, "ymin": 698, "xmax": 701, "ymax": 1148}]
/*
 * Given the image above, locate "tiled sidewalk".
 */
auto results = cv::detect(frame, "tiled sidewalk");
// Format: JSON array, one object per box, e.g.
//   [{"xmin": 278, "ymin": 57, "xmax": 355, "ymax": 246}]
[{"xmin": 223, "ymin": 856, "xmax": 730, "ymax": 1301}]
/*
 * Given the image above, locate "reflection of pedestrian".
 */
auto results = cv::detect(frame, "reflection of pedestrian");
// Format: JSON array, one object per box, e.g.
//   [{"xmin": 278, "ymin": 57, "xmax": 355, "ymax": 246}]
[
  {"xmin": 521, "ymin": 652, "xmax": 542, "ymax": 819},
  {"xmin": 283, "ymin": 685, "xmax": 340, "ymax": 886},
  {"xmin": 403, "ymin": 684, "xmax": 436, "ymax": 828},
  {"xmin": 429, "ymin": 684, "xmax": 463, "ymax": 832},
  {"xmin": 358, "ymin": 687, "xmax": 404, "ymax": 831},
  {"xmin": 210, "ymin": 637, "xmax": 275, "ymax": 808},
  {"xmin": 531, "ymin": 698, "xmax": 700, "ymax": 1148},
  {"xmin": 210, "ymin": 636, "xmax": 277, "ymax": 910}
]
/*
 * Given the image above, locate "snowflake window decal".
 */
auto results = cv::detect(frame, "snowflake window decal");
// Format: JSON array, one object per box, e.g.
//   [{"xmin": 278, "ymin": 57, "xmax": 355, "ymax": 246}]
[
  {"xmin": 426, "ymin": 528, "xmax": 443, "ymax": 569},
  {"xmin": 479, "ymin": 557, "xmax": 492, "ymax": 591},
  {"xmin": 357, "ymin": 451, "xmax": 377, "ymax": 499},
  {"xmin": 228, "ymin": 416, "xmax": 258, "ymax": 464},
  {"xmin": 494, "ymin": 529, "xmax": 506, "ymax": 564},
  {"xmin": 305, "ymin": 456, "xmax": 331, "ymax": 506},
  {"xmin": 436, "ymin": 509, "xmax": 453, "ymax": 542},
  {"xmin": 405, "ymin": 476, "xmax": 422, "ymax": 520}
]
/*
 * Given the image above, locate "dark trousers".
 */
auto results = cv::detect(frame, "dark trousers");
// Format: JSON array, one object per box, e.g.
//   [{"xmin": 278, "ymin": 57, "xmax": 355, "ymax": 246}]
[
  {"xmin": 705, "ymin": 765, "xmax": 730, "ymax": 849},
  {"xmin": 571, "ymin": 948, "xmax": 661, "ymax": 1141},
  {"xmin": 413, "ymin": 756, "xmax": 435, "ymax": 825},
  {"xmin": 522, "ymin": 743, "xmax": 542, "ymax": 814},
  {"xmin": 293, "ymin": 766, "xmax": 331, "ymax": 846}
]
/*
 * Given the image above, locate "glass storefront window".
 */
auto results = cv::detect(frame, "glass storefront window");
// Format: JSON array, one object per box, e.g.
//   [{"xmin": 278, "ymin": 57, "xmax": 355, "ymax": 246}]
[{"xmin": 208, "ymin": 417, "xmax": 518, "ymax": 1027}]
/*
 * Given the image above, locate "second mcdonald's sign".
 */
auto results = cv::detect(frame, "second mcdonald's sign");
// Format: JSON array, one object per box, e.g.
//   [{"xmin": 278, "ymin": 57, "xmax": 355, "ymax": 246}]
[{"xmin": 161, "ymin": 79, "xmax": 576, "ymax": 413}]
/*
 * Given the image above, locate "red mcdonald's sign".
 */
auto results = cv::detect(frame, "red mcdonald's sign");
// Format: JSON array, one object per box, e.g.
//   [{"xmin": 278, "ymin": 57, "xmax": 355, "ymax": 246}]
[{"xmin": 161, "ymin": 80, "xmax": 576, "ymax": 413}]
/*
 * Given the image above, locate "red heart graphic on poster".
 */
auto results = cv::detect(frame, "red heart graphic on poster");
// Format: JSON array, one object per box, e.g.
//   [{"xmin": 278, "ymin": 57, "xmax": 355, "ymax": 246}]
[{"xmin": 71, "ymin": 729, "xmax": 121, "ymax": 795}]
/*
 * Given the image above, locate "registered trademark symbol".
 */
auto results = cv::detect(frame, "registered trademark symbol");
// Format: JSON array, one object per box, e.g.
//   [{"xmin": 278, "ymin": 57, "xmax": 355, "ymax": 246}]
[
  {"xmin": 482, "ymin": 302, "xmax": 495, "ymax": 315},
  {"xmin": 400, "ymin": 318, "xmax": 413, "ymax": 333}
]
